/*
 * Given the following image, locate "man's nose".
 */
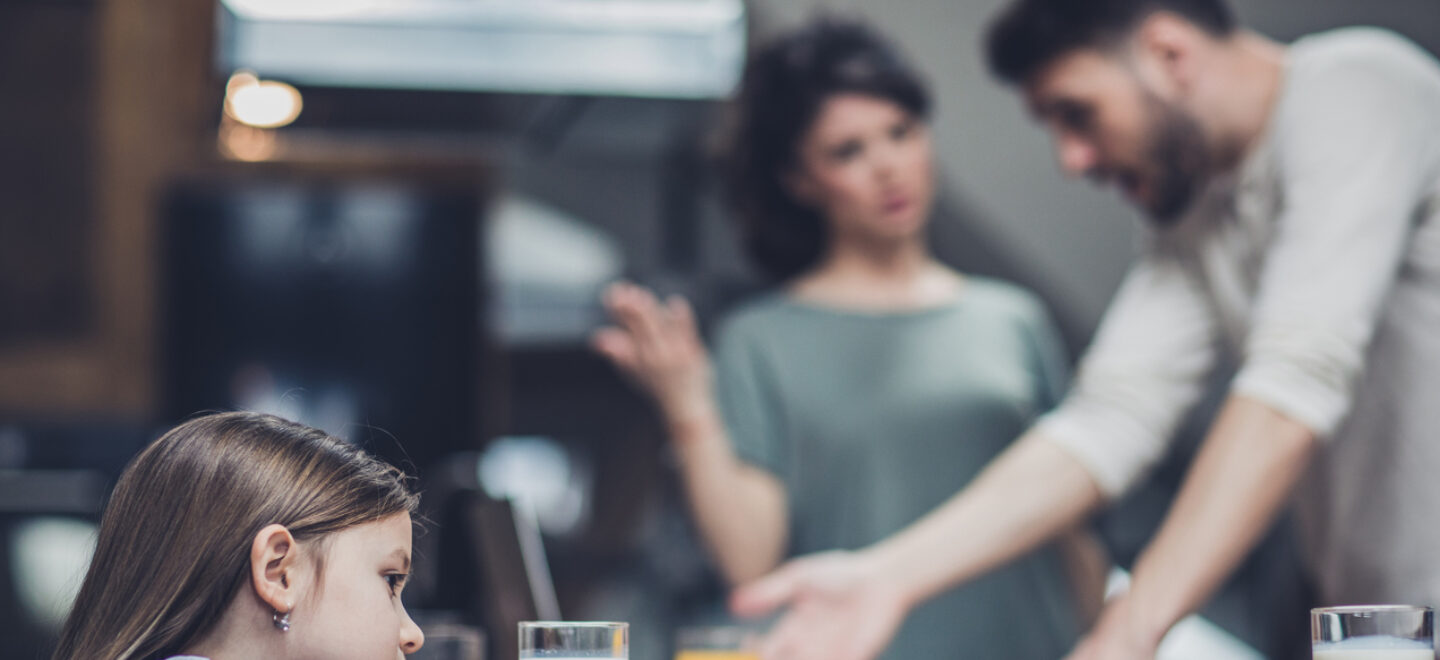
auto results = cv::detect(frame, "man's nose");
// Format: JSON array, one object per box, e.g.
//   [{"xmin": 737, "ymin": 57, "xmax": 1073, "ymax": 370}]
[{"xmin": 1056, "ymin": 133, "xmax": 1099, "ymax": 177}]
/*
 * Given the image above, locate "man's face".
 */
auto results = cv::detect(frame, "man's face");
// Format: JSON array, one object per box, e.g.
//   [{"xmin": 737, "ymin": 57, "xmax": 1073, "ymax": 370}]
[{"xmin": 1023, "ymin": 48, "xmax": 1213, "ymax": 226}]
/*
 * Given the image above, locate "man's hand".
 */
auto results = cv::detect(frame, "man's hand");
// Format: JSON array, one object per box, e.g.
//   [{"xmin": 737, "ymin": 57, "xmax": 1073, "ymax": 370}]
[
  {"xmin": 731, "ymin": 551, "xmax": 911, "ymax": 660},
  {"xmin": 1063, "ymin": 594, "xmax": 1161, "ymax": 660}
]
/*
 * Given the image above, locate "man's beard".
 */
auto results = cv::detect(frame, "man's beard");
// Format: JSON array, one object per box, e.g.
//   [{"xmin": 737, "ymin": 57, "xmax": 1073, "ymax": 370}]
[{"xmin": 1139, "ymin": 93, "xmax": 1212, "ymax": 227}]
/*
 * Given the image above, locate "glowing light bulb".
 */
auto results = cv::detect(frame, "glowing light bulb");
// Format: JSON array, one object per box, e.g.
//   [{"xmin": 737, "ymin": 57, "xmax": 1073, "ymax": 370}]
[{"xmin": 224, "ymin": 71, "xmax": 303, "ymax": 128}]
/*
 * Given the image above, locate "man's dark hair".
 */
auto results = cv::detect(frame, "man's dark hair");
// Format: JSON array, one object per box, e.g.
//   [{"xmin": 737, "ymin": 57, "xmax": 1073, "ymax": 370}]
[{"xmin": 985, "ymin": 0, "xmax": 1238, "ymax": 84}]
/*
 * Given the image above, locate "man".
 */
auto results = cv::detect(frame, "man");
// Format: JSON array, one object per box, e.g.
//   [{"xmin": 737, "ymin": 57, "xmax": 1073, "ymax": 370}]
[{"xmin": 729, "ymin": 1, "xmax": 1440, "ymax": 659}]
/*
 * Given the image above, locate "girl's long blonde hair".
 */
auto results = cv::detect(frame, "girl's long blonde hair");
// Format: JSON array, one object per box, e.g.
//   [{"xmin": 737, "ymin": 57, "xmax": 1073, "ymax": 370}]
[{"xmin": 53, "ymin": 411, "xmax": 418, "ymax": 660}]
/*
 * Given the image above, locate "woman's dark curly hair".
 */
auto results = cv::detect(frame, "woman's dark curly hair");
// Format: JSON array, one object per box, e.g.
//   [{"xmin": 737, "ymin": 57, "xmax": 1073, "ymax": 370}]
[{"xmin": 722, "ymin": 17, "xmax": 932, "ymax": 282}]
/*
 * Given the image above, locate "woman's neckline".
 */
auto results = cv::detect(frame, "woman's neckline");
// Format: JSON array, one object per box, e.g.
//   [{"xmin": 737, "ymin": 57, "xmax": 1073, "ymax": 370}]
[{"xmin": 778, "ymin": 273, "xmax": 976, "ymax": 319}]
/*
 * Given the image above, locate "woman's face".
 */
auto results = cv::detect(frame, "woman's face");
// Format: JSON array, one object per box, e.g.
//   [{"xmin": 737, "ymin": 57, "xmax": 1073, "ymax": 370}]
[
  {"xmin": 291, "ymin": 512, "xmax": 424, "ymax": 659},
  {"xmin": 787, "ymin": 93, "xmax": 935, "ymax": 247}
]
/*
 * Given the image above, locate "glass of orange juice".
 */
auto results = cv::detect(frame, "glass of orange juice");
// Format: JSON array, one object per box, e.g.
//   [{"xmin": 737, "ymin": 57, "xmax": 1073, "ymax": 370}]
[{"xmin": 674, "ymin": 626, "xmax": 760, "ymax": 660}]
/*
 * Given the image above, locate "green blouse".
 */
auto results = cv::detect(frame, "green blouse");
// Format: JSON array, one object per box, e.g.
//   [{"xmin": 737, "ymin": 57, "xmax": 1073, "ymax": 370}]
[{"xmin": 713, "ymin": 277, "xmax": 1082, "ymax": 659}]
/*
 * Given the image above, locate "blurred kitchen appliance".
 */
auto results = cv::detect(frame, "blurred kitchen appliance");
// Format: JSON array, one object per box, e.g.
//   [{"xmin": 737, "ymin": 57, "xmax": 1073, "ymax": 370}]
[
  {"xmin": 216, "ymin": 0, "xmax": 745, "ymax": 99},
  {"xmin": 161, "ymin": 161, "xmax": 485, "ymax": 475}
]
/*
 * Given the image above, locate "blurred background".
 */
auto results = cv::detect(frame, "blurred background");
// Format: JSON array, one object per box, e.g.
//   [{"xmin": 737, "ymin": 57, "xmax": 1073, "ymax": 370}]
[{"xmin": 1, "ymin": 0, "xmax": 1436, "ymax": 658}]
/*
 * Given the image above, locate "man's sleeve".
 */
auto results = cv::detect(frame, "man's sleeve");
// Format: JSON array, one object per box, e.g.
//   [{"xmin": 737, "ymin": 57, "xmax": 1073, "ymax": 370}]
[
  {"xmin": 1231, "ymin": 53, "xmax": 1436, "ymax": 438},
  {"xmin": 1035, "ymin": 255, "xmax": 1221, "ymax": 498}
]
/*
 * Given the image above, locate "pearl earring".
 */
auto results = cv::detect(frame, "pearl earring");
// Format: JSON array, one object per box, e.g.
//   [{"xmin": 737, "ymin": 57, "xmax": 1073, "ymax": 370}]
[{"xmin": 273, "ymin": 609, "xmax": 291, "ymax": 632}]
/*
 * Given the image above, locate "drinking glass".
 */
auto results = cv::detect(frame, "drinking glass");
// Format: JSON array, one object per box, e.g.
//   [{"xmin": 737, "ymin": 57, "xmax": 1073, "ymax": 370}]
[
  {"xmin": 1312, "ymin": 605, "xmax": 1434, "ymax": 659},
  {"xmin": 411, "ymin": 623, "xmax": 484, "ymax": 660},
  {"xmin": 673, "ymin": 625, "xmax": 760, "ymax": 660},
  {"xmin": 518, "ymin": 621, "xmax": 628, "ymax": 659}
]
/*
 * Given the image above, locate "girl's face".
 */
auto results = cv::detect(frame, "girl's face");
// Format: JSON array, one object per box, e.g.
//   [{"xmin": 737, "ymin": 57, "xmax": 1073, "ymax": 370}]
[
  {"xmin": 787, "ymin": 93, "xmax": 936, "ymax": 248},
  {"xmin": 290, "ymin": 512, "xmax": 423, "ymax": 659}
]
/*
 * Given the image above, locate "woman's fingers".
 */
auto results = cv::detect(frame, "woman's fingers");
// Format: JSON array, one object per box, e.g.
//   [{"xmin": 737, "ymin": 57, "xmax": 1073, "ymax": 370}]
[
  {"xmin": 592, "ymin": 327, "xmax": 636, "ymax": 363},
  {"xmin": 666, "ymin": 294, "xmax": 699, "ymax": 339},
  {"xmin": 605, "ymin": 283, "xmax": 668, "ymax": 348}
]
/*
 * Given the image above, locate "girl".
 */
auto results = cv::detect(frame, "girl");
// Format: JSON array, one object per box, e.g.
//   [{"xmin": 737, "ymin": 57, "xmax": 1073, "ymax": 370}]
[{"xmin": 53, "ymin": 411, "xmax": 425, "ymax": 660}]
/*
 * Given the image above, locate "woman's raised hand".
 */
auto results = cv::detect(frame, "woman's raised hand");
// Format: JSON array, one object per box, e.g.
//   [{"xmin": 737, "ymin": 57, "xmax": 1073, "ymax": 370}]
[{"xmin": 593, "ymin": 282, "xmax": 717, "ymax": 429}]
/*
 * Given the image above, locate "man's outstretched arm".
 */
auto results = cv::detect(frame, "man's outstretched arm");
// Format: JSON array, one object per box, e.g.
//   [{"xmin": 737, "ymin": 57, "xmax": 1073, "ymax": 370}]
[
  {"xmin": 1067, "ymin": 395, "xmax": 1316, "ymax": 659},
  {"xmin": 732, "ymin": 431, "xmax": 1105, "ymax": 660}
]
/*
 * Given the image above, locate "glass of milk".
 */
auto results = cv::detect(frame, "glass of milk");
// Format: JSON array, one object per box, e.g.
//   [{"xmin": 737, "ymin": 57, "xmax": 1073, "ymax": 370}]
[
  {"xmin": 1312, "ymin": 606, "xmax": 1433, "ymax": 659},
  {"xmin": 519, "ymin": 622, "xmax": 628, "ymax": 659}
]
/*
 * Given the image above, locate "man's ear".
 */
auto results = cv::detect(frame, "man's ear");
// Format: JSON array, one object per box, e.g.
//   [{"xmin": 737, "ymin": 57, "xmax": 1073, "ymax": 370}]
[
  {"xmin": 250, "ymin": 523, "xmax": 299, "ymax": 613},
  {"xmin": 1133, "ymin": 11, "xmax": 1207, "ymax": 97}
]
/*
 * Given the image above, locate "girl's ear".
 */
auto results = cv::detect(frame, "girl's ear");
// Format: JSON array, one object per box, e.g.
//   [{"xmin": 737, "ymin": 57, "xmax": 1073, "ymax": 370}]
[{"xmin": 249, "ymin": 523, "xmax": 299, "ymax": 613}]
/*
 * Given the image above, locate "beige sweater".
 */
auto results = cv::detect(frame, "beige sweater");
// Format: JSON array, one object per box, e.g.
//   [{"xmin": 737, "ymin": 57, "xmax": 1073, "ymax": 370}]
[{"xmin": 1038, "ymin": 28, "xmax": 1440, "ymax": 607}]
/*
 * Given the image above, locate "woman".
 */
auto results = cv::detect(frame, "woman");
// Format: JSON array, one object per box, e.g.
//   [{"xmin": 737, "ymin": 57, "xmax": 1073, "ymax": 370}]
[
  {"xmin": 594, "ymin": 18, "xmax": 1103, "ymax": 660},
  {"xmin": 52, "ymin": 412, "xmax": 425, "ymax": 660}
]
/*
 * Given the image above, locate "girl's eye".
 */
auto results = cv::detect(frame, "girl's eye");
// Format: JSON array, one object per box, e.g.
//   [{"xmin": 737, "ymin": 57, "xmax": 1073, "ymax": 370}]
[{"xmin": 385, "ymin": 573, "xmax": 408, "ymax": 596}]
